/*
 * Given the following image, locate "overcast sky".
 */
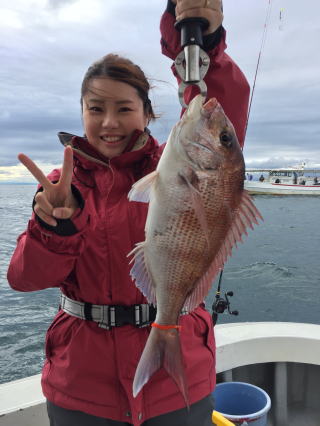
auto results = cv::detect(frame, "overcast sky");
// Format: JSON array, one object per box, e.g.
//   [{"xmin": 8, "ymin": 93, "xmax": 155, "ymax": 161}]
[{"xmin": 1, "ymin": 0, "xmax": 320, "ymax": 182}]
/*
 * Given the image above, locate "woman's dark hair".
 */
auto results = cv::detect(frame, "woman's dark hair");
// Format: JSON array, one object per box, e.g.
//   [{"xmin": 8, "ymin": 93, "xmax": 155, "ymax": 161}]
[{"xmin": 81, "ymin": 53, "xmax": 156, "ymax": 120}]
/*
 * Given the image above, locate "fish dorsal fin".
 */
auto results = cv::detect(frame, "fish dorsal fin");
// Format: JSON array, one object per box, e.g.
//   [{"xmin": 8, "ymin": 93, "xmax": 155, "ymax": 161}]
[
  {"xmin": 128, "ymin": 242, "xmax": 157, "ymax": 305},
  {"xmin": 183, "ymin": 190, "xmax": 262, "ymax": 312},
  {"xmin": 128, "ymin": 170, "xmax": 159, "ymax": 203}
]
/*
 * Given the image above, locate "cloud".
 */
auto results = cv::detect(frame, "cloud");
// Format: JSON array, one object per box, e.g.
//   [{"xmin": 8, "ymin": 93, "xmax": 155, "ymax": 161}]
[
  {"xmin": 1, "ymin": 0, "xmax": 320, "ymax": 181},
  {"xmin": 0, "ymin": 161, "xmax": 61, "ymax": 183},
  {"xmin": 47, "ymin": 0, "xmax": 78, "ymax": 9}
]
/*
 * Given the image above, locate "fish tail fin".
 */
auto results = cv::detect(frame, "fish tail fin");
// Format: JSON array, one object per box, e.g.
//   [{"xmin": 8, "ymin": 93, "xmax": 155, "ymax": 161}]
[{"xmin": 133, "ymin": 327, "xmax": 189, "ymax": 407}]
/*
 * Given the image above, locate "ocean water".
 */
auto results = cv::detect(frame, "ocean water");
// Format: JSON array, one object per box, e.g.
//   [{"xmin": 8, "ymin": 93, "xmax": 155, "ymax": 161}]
[{"xmin": 0, "ymin": 184, "xmax": 319, "ymax": 385}]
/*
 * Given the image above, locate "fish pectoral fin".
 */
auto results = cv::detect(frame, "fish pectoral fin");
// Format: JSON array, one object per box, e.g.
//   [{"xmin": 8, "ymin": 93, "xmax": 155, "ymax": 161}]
[
  {"xmin": 183, "ymin": 191, "xmax": 263, "ymax": 313},
  {"xmin": 128, "ymin": 170, "xmax": 159, "ymax": 203},
  {"xmin": 128, "ymin": 242, "xmax": 156, "ymax": 305},
  {"xmin": 133, "ymin": 327, "xmax": 189, "ymax": 407},
  {"xmin": 178, "ymin": 171, "xmax": 210, "ymax": 247}
]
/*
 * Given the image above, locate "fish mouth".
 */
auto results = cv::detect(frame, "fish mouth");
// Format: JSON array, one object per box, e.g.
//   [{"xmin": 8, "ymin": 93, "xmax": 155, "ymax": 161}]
[
  {"xmin": 203, "ymin": 98, "xmax": 218, "ymax": 111},
  {"xmin": 189, "ymin": 94, "xmax": 204, "ymax": 108},
  {"xmin": 184, "ymin": 95, "xmax": 203, "ymax": 119},
  {"xmin": 184, "ymin": 96, "xmax": 219, "ymax": 119}
]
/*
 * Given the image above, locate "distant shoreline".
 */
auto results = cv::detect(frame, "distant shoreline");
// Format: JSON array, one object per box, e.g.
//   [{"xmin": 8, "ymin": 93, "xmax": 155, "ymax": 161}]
[{"xmin": 0, "ymin": 182, "xmax": 36, "ymax": 185}]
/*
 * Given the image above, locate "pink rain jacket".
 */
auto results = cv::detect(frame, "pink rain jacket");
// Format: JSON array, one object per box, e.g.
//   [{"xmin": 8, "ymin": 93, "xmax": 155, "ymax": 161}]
[{"xmin": 7, "ymin": 5, "xmax": 250, "ymax": 426}]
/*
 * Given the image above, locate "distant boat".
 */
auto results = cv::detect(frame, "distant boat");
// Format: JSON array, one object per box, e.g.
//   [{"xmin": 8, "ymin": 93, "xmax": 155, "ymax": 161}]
[{"xmin": 244, "ymin": 164, "xmax": 320, "ymax": 195}]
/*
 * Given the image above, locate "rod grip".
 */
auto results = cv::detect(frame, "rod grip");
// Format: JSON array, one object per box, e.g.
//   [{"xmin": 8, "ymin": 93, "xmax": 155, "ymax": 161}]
[{"xmin": 175, "ymin": 17, "xmax": 209, "ymax": 48}]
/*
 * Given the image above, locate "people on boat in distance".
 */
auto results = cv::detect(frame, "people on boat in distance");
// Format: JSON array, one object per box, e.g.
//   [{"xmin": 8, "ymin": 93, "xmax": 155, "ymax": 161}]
[
  {"xmin": 300, "ymin": 179, "xmax": 306, "ymax": 185},
  {"xmin": 246, "ymin": 173, "xmax": 253, "ymax": 181},
  {"xmin": 314, "ymin": 177, "xmax": 319, "ymax": 185},
  {"xmin": 275, "ymin": 178, "xmax": 280, "ymax": 183},
  {"xmin": 7, "ymin": 1, "xmax": 251, "ymax": 425},
  {"xmin": 259, "ymin": 175, "xmax": 265, "ymax": 182}
]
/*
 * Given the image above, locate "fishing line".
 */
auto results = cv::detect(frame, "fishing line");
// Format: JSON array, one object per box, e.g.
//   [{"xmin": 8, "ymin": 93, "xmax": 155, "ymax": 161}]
[{"xmin": 244, "ymin": 0, "xmax": 273, "ymax": 138}]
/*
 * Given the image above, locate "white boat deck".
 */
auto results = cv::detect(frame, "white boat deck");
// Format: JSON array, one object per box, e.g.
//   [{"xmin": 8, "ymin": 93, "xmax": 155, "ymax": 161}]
[
  {"xmin": 215, "ymin": 321, "xmax": 320, "ymax": 372},
  {"xmin": 216, "ymin": 322, "xmax": 320, "ymax": 426},
  {"xmin": 1, "ymin": 322, "xmax": 320, "ymax": 425}
]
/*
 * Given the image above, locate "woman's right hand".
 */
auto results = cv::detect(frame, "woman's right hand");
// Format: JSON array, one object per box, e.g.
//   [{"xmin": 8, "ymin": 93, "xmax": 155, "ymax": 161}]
[
  {"xmin": 171, "ymin": 0, "xmax": 223, "ymax": 35},
  {"xmin": 18, "ymin": 146, "xmax": 79, "ymax": 227}
]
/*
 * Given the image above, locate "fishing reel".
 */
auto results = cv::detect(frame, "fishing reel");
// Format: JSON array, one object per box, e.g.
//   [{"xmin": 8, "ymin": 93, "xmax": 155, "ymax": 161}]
[{"xmin": 212, "ymin": 290, "xmax": 239, "ymax": 325}]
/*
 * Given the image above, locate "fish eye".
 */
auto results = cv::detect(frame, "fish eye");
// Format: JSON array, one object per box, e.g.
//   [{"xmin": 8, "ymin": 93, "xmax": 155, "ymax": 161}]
[{"xmin": 220, "ymin": 131, "xmax": 233, "ymax": 148}]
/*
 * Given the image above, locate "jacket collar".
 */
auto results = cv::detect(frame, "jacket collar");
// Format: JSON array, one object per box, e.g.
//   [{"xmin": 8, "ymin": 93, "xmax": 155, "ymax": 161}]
[{"xmin": 57, "ymin": 130, "xmax": 159, "ymax": 169}]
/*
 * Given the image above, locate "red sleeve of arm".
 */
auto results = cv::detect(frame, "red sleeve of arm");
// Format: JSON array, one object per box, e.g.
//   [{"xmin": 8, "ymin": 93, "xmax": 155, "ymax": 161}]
[
  {"xmin": 160, "ymin": 9, "xmax": 250, "ymax": 148},
  {"xmin": 7, "ymin": 217, "xmax": 87, "ymax": 292},
  {"xmin": 7, "ymin": 170, "xmax": 89, "ymax": 292}
]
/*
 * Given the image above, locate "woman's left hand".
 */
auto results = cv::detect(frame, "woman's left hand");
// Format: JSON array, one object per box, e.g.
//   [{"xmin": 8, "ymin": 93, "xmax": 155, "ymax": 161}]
[{"xmin": 172, "ymin": 0, "xmax": 223, "ymax": 35}]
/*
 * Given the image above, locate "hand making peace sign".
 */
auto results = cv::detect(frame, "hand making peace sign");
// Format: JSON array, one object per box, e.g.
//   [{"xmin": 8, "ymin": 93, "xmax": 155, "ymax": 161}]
[{"xmin": 18, "ymin": 146, "xmax": 79, "ymax": 227}]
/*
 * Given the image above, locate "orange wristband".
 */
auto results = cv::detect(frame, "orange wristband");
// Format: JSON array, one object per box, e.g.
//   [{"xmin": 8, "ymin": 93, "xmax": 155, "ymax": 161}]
[{"xmin": 151, "ymin": 322, "xmax": 181, "ymax": 330}]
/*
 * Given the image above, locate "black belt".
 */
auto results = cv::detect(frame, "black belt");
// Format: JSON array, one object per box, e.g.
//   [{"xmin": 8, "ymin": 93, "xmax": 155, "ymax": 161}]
[
  {"xmin": 60, "ymin": 294, "xmax": 189, "ymax": 330},
  {"xmin": 60, "ymin": 294, "xmax": 157, "ymax": 329}
]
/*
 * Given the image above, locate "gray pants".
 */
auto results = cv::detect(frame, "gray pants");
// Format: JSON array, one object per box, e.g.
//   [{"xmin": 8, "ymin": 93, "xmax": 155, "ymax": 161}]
[{"xmin": 47, "ymin": 395, "xmax": 214, "ymax": 426}]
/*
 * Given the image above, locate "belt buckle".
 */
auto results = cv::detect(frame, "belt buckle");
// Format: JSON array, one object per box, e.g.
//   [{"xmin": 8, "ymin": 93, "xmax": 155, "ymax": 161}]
[
  {"xmin": 98, "ymin": 305, "xmax": 111, "ymax": 330},
  {"xmin": 136, "ymin": 304, "xmax": 156, "ymax": 328},
  {"xmin": 135, "ymin": 305, "xmax": 146, "ymax": 328},
  {"xmin": 97, "ymin": 304, "xmax": 157, "ymax": 329},
  {"xmin": 111, "ymin": 305, "xmax": 136, "ymax": 327}
]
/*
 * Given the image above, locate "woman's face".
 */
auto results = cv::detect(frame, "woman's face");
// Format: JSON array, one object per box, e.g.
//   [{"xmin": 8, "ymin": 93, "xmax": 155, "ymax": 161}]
[{"xmin": 82, "ymin": 78, "xmax": 149, "ymax": 159}]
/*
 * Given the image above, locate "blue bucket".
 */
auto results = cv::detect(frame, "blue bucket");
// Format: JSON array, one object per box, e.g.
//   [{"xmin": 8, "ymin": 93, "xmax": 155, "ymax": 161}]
[{"xmin": 213, "ymin": 382, "xmax": 271, "ymax": 425}]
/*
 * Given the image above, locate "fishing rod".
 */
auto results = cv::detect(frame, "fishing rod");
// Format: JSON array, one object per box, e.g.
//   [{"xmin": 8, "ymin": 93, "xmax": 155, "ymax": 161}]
[
  {"xmin": 211, "ymin": 270, "xmax": 239, "ymax": 325},
  {"xmin": 244, "ymin": 0, "xmax": 273, "ymax": 138}
]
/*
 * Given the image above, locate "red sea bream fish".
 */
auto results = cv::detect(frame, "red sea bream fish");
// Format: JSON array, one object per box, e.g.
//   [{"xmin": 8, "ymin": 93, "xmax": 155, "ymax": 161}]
[{"xmin": 128, "ymin": 94, "xmax": 262, "ymax": 405}]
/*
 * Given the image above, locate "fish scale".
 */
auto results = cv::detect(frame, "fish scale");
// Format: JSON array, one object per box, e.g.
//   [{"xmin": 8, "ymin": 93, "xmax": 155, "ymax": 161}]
[
  {"xmin": 156, "ymin": 217, "xmax": 208, "ymax": 294},
  {"xmin": 128, "ymin": 94, "xmax": 262, "ymax": 405}
]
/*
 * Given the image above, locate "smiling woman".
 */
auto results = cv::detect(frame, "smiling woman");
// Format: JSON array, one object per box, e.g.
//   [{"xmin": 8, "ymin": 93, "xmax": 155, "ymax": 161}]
[
  {"xmin": 80, "ymin": 54, "xmax": 156, "ymax": 159},
  {"xmin": 82, "ymin": 82, "xmax": 146, "ymax": 158},
  {"xmin": 6, "ymin": 1, "xmax": 251, "ymax": 425}
]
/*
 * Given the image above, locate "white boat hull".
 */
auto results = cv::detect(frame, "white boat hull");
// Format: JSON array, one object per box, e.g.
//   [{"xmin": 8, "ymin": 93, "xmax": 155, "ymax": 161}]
[{"xmin": 245, "ymin": 181, "xmax": 320, "ymax": 195}]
